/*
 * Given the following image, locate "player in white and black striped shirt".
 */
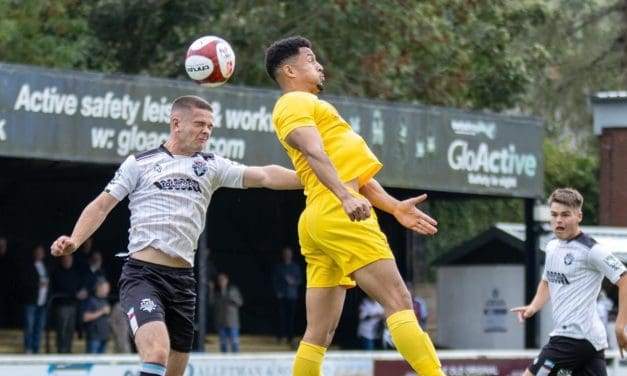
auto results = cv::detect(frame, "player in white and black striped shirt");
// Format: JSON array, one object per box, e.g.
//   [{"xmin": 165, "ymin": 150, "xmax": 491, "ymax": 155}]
[
  {"xmin": 511, "ymin": 188, "xmax": 627, "ymax": 376},
  {"xmin": 50, "ymin": 95, "xmax": 302, "ymax": 376}
]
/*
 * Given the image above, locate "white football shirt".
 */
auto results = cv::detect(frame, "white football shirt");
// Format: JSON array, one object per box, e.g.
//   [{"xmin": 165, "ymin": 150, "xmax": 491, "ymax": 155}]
[
  {"xmin": 105, "ymin": 145, "xmax": 246, "ymax": 266},
  {"xmin": 542, "ymin": 232, "xmax": 626, "ymax": 350}
]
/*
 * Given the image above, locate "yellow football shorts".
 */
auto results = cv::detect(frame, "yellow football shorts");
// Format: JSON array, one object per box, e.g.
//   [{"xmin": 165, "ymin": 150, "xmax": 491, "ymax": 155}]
[{"xmin": 298, "ymin": 189, "xmax": 394, "ymax": 288}]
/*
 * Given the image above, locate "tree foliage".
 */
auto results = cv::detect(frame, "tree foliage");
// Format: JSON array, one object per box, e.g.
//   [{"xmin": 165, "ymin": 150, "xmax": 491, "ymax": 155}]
[
  {"xmin": 521, "ymin": 0, "xmax": 627, "ymax": 151},
  {"xmin": 0, "ymin": 0, "xmax": 89, "ymax": 68},
  {"xmin": 543, "ymin": 139, "xmax": 599, "ymax": 224}
]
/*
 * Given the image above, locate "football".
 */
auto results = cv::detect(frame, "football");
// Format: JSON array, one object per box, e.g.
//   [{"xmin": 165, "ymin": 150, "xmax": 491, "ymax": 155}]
[{"xmin": 185, "ymin": 35, "xmax": 236, "ymax": 87}]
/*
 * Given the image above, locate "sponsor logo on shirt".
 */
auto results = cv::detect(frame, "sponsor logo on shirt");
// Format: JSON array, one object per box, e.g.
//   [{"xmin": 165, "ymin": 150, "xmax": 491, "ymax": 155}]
[
  {"xmin": 154, "ymin": 178, "xmax": 201, "ymax": 192},
  {"xmin": 604, "ymin": 255, "xmax": 623, "ymax": 271},
  {"xmin": 546, "ymin": 270, "xmax": 570, "ymax": 285}
]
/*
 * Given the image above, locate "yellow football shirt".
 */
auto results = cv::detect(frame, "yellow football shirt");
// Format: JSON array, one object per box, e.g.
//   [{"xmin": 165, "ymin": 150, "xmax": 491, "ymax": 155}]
[{"xmin": 272, "ymin": 91, "xmax": 382, "ymax": 200}]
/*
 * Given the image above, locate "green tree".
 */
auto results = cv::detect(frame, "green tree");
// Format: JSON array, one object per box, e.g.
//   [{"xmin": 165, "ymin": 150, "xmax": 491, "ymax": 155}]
[
  {"xmin": 0, "ymin": 0, "xmax": 90, "ymax": 68},
  {"xmin": 543, "ymin": 139, "xmax": 599, "ymax": 224}
]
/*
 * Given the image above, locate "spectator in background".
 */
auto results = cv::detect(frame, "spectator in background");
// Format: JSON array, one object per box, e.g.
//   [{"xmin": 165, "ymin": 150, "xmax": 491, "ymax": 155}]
[
  {"xmin": 82, "ymin": 250, "xmax": 106, "ymax": 294},
  {"xmin": 272, "ymin": 246, "xmax": 303, "ymax": 349},
  {"xmin": 108, "ymin": 301, "xmax": 132, "ymax": 353},
  {"xmin": 407, "ymin": 282, "xmax": 428, "ymax": 330},
  {"xmin": 0, "ymin": 237, "xmax": 12, "ymax": 327},
  {"xmin": 83, "ymin": 278, "xmax": 111, "ymax": 353},
  {"xmin": 357, "ymin": 296, "xmax": 385, "ymax": 350},
  {"xmin": 21, "ymin": 244, "xmax": 50, "ymax": 353},
  {"xmin": 211, "ymin": 272, "xmax": 243, "ymax": 353},
  {"xmin": 50, "ymin": 254, "xmax": 87, "ymax": 353},
  {"xmin": 597, "ymin": 289, "xmax": 615, "ymax": 348},
  {"xmin": 204, "ymin": 248, "xmax": 218, "ymax": 335},
  {"xmin": 78, "ymin": 250, "xmax": 105, "ymax": 339},
  {"xmin": 73, "ymin": 237, "xmax": 94, "ymax": 277}
]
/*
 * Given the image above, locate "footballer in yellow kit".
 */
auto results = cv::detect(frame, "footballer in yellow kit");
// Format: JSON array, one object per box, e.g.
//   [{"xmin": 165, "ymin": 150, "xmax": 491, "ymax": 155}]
[{"xmin": 273, "ymin": 91, "xmax": 394, "ymax": 288}]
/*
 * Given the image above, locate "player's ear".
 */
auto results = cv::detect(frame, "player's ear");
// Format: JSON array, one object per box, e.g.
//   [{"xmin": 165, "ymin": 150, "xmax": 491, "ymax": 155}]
[{"xmin": 282, "ymin": 63, "xmax": 296, "ymax": 78}]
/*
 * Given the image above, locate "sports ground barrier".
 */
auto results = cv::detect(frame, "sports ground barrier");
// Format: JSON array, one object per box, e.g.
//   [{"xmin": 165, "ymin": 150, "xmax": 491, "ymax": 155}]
[{"xmin": 1, "ymin": 349, "xmax": 627, "ymax": 375}]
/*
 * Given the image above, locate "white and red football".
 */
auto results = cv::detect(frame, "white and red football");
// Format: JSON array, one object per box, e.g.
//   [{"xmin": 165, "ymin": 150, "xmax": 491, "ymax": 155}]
[{"xmin": 185, "ymin": 35, "xmax": 236, "ymax": 87}]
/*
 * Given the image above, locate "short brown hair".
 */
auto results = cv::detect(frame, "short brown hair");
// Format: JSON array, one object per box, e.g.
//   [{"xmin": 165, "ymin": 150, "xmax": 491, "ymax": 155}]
[
  {"xmin": 548, "ymin": 188, "xmax": 583, "ymax": 211},
  {"xmin": 171, "ymin": 95, "xmax": 213, "ymax": 113}
]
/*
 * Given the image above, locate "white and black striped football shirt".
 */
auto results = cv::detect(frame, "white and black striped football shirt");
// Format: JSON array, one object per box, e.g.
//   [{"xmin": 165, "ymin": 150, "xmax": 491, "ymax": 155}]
[
  {"xmin": 105, "ymin": 145, "xmax": 246, "ymax": 266},
  {"xmin": 542, "ymin": 232, "xmax": 626, "ymax": 350}
]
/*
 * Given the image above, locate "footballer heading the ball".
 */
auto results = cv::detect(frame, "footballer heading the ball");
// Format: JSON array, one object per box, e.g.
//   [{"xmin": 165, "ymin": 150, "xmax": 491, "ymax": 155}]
[{"xmin": 185, "ymin": 35, "xmax": 235, "ymax": 87}]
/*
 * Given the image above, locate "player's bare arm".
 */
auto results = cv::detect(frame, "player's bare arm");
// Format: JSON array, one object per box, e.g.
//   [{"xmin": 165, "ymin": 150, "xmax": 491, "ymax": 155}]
[
  {"xmin": 360, "ymin": 179, "xmax": 437, "ymax": 235},
  {"xmin": 285, "ymin": 125, "xmax": 371, "ymax": 221},
  {"xmin": 614, "ymin": 273, "xmax": 627, "ymax": 357},
  {"xmin": 50, "ymin": 192, "xmax": 119, "ymax": 257},
  {"xmin": 510, "ymin": 280, "xmax": 550, "ymax": 323},
  {"xmin": 242, "ymin": 165, "xmax": 303, "ymax": 190}
]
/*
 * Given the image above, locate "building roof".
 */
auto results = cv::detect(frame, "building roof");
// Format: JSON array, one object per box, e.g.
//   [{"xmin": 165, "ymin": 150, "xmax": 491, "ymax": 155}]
[{"xmin": 434, "ymin": 223, "xmax": 627, "ymax": 266}]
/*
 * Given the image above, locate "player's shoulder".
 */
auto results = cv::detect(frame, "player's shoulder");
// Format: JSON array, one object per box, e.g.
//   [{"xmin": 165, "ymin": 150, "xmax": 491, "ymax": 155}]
[
  {"xmin": 570, "ymin": 232, "xmax": 597, "ymax": 251},
  {"xmin": 133, "ymin": 145, "xmax": 169, "ymax": 162},
  {"xmin": 277, "ymin": 91, "xmax": 317, "ymax": 107},
  {"xmin": 197, "ymin": 152, "xmax": 216, "ymax": 161}
]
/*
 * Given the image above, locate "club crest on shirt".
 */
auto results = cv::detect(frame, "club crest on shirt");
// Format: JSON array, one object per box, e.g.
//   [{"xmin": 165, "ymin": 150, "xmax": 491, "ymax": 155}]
[
  {"xmin": 192, "ymin": 158, "xmax": 208, "ymax": 177},
  {"xmin": 139, "ymin": 298, "xmax": 157, "ymax": 313},
  {"xmin": 563, "ymin": 253, "xmax": 574, "ymax": 265}
]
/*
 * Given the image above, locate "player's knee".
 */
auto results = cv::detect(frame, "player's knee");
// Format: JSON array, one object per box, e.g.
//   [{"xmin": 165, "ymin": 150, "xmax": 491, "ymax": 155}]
[
  {"xmin": 382, "ymin": 285, "xmax": 412, "ymax": 313},
  {"xmin": 142, "ymin": 346, "xmax": 169, "ymax": 365}
]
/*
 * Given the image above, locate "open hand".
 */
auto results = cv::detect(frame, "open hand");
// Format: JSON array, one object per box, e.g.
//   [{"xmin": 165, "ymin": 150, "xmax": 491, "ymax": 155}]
[{"xmin": 393, "ymin": 194, "xmax": 437, "ymax": 235}]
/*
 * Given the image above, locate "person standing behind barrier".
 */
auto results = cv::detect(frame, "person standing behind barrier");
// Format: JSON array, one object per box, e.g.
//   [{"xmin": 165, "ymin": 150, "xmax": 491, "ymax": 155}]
[
  {"xmin": 50, "ymin": 95, "xmax": 301, "ymax": 375},
  {"xmin": 511, "ymin": 188, "xmax": 627, "ymax": 375},
  {"xmin": 265, "ymin": 36, "xmax": 443, "ymax": 375},
  {"xmin": 357, "ymin": 296, "xmax": 385, "ymax": 350},
  {"xmin": 78, "ymin": 249, "xmax": 105, "ymax": 340},
  {"xmin": 407, "ymin": 282, "xmax": 428, "ymax": 330},
  {"xmin": 108, "ymin": 301, "xmax": 132, "ymax": 353},
  {"xmin": 21, "ymin": 244, "xmax": 50, "ymax": 353},
  {"xmin": 211, "ymin": 273, "xmax": 243, "ymax": 353},
  {"xmin": 0, "ymin": 237, "xmax": 13, "ymax": 328},
  {"xmin": 272, "ymin": 246, "xmax": 303, "ymax": 349},
  {"xmin": 83, "ymin": 278, "xmax": 111, "ymax": 353},
  {"xmin": 50, "ymin": 254, "xmax": 87, "ymax": 353}
]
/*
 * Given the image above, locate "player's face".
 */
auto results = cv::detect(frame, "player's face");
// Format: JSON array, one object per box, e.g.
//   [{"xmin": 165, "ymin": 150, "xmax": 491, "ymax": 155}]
[
  {"xmin": 293, "ymin": 47, "xmax": 324, "ymax": 93},
  {"xmin": 176, "ymin": 107, "xmax": 213, "ymax": 153},
  {"xmin": 550, "ymin": 202, "xmax": 582, "ymax": 240}
]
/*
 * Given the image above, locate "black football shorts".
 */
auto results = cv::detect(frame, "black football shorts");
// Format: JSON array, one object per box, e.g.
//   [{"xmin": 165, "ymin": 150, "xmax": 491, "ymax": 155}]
[
  {"xmin": 119, "ymin": 257, "xmax": 196, "ymax": 352},
  {"xmin": 528, "ymin": 336, "xmax": 606, "ymax": 376}
]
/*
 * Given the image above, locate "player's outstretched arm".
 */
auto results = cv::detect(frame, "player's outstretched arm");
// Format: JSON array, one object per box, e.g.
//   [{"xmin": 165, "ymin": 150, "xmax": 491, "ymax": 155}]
[
  {"xmin": 50, "ymin": 192, "xmax": 119, "ymax": 257},
  {"xmin": 614, "ymin": 273, "xmax": 627, "ymax": 357},
  {"xmin": 359, "ymin": 179, "xmax": 437, "ymax": 235},
  {"xmin": 242, "ymin": 165, "xmax": 302, "ymax": 190},
  {"xmin": 510, "ymin": 280, "xmax": 549, "ymax": 323}
]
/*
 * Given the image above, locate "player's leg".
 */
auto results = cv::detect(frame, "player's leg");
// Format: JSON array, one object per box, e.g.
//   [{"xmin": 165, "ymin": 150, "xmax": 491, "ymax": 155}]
[
  {"xmin": 353, "ymin": 259, "xmax": 443, "ymax": 376},
  {"xmin": 526, "ymin": 336, "xmax": 581, "ymax": 376},
  {"xmin": 119, "ymin": 259, "xmax": 171, "ymax": 376},
  {"xmin": 165, "ymin": 349, "xmax": 190, "ymax": 376},
  {"xmin": 135, "ymin": 321, "xmax": 169, "ymax": 375},
  {"xmin": 293, "ymin": 286, "xmax": 346, "ymax": 376}
]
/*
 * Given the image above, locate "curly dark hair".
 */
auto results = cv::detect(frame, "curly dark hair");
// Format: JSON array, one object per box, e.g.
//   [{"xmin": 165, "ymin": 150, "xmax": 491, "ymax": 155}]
[{"xmin": 264, "ymin": 36, "xmax": 312, "ymax": 82}]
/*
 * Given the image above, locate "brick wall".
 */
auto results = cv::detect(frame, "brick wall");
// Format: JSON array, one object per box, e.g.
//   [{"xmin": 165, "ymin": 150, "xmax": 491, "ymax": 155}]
[{"xmin": 599, "ymin": 127, "xmax": 627, "ymax": 226}]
